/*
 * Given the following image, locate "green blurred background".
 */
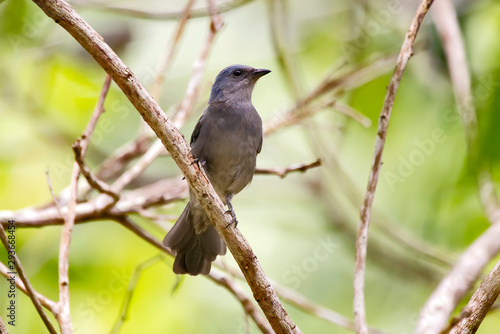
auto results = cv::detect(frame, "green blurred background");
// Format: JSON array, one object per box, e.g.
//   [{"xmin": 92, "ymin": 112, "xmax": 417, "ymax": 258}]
[{"xmin": 1, "ymin": 0, "xmax": 500, "ymax": 333}]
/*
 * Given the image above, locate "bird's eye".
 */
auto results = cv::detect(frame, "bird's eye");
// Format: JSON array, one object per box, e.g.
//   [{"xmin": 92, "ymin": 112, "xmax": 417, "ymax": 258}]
[{"xmin": 232, "ymin": 70, "xmax": 242, "ymax": 76}]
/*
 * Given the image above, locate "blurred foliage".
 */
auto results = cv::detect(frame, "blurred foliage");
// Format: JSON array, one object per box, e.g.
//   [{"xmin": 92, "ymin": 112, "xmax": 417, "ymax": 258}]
[{"xmin": 1, "ymin": 0, "xmax": 500, "ymax": 333}]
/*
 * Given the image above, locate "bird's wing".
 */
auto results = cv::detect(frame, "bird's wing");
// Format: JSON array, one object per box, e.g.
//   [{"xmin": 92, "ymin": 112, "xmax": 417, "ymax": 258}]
[
  {"xmin": 257, "ymin": 135, "xmax": 263, "ymax": 154},
  {"xmin": 190, "ymin": 114, "xmax": 204, "ymax": 145}
]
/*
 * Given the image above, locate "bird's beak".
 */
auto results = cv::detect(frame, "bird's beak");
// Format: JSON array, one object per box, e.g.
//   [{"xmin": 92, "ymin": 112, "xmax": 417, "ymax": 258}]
[{"xmin": 252, "ymin": 68, "xmax": 271, "ymax": 79}]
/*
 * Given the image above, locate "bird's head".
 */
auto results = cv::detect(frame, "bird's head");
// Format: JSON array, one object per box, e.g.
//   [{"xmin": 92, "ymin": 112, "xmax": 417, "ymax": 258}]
[{"xmin": 209, "ymin": 65, "xmax": 271, "ymax": 104}]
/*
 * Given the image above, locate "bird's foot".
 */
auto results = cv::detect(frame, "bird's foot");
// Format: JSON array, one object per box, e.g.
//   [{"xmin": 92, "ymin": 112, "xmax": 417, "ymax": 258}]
[{"xmin": 224, "ymin": 209, "xmax": 238, "ymax": 229}]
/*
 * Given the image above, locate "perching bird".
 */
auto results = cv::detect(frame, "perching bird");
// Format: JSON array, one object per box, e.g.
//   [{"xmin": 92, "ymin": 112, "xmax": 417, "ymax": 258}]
[{"xmin": 163, "ymin": 65, "xmax": 270, "ymax": 276}]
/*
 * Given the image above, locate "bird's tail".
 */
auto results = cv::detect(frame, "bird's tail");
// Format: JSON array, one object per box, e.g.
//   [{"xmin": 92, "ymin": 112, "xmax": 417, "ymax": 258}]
[{"xmin": 162, "ymin": 202, "xmax": 226, "ymax": 275}]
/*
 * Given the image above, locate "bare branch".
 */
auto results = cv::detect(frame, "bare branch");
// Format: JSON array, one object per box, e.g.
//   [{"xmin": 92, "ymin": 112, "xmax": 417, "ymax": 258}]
[
  {"xmin": 255, "ymin": 159, "xmax": 322, "ymax": 178},
  {"xmin": 73, "ymin": 140, "xmax": 119, "ymax": 202},
  {"xmin": 0, "ymin": 225, "xmax": 58, "ymax": 333},
  {"xmin": 0, "ymin": 178, "xmax": 188, "ymax": 227},
  {"xmin": 449, "ymin": 260, "xmax": 500, "ymax": 333},
  {"xmin": 353, "ymin": 1, "xmax": 435, "ymax": 333},
  {"xmin": 0, "ymin": 261, "xmax": 59, "ymax": 316},
  {"xmin": 417, "ymin": 221, "xmax": 500, "ymax": 333}
]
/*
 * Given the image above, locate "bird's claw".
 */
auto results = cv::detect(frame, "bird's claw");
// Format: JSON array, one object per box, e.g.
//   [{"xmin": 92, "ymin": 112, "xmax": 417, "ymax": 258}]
[{"xmin": 224, "ymin": 209, "xmax": 238, "ymax": 229}]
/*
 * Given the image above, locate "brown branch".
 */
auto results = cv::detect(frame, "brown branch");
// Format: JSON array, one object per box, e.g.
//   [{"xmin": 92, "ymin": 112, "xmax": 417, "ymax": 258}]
[
  {"xmin": 31, "ymin": 1, "xmax": 300, "ymax": 332},
  {"xmin": 449, "ymin": 260, "xmax": 500, "ymax": 333},
  {"xmin": 353, "ymin": 1, "xmax": 435, "ymax": 333},
  {"xmin": 255, "ymin": 159, "xmax": 322, "ymax": 178},
  {"xmin": 0, "ymin": 178, "xmax": 188, "ymax": 227},
  {"xmin": 416, "ymin": 221, "xmax": 500, "ymax": 334},
  {"xmin": 0, "ymin": 224, "xmax": 58, "ymax": 333},
  {"xmin": 103, "ymin": 0, "xmax": 222, "ymax": 195}
]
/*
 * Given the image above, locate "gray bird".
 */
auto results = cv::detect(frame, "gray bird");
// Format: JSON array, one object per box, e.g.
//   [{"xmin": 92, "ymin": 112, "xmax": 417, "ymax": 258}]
[{"xmin": 163, "ymin": 64, "xmax": 270, "ymax": 276}]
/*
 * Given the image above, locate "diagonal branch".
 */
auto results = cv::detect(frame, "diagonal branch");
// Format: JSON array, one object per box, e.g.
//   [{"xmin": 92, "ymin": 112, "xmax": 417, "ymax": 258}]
[
  {"xmin": 0, "ymin": 261, "xmax": 59, "ymax": 316},
  {"xmin": 353, "ymin": 1, "xmax": 435, "ymax": 333},
  {"xmin": 31, "ymin": 1, "xmax": 300, "ymax": 332},
  {"xmin": 255, "ymin": 159, "xmax": 322, "ymax": 178},
  {"xmin": 0, "ymin": 225, "xmax": 58, "ymax": 333},
  {"xmin": 449, "ymin": 260, "xmax": 500, "ymax": 333}
]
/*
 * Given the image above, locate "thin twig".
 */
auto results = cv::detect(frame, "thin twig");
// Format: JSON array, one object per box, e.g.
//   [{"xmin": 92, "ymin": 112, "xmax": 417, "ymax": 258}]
[
  {"xmin": 255, "ymin": 159, "xmax": 322, "ymax": 178},
  {"xmin": 449, "ymin": 260, "xmax": 500, "ymax": 333},
  {"xmin": 353, "ymin": 1, "xmax": 435, "ymax": 333},
  {"xmin": 0, "ymin": 225, "xmax": 58, "ymax": 334},
  {"xmin": 57, "ymin": 75, "xmax": 111, "ymax": 333},
  {"xmin": 73, "ymin": 140, "xmax": 119, "ymax": 202}
]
